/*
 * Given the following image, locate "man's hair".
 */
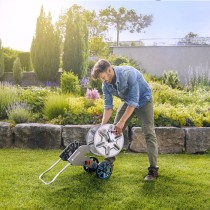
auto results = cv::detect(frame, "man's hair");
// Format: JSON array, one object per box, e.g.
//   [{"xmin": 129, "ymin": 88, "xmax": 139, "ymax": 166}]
[{"xmin": 91, "ymin": 59, "xmax": 111, "ymax": 79}]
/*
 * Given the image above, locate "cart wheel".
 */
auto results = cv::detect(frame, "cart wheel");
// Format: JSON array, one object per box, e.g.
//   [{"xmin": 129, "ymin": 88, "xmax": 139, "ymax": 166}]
[
  {"xmin": 96, "ymin": 161, "xmax": 112, "ymax": 179},
  {"xmin": 83, "ymin": 156, "xmax": 99, "ymax": 173}
]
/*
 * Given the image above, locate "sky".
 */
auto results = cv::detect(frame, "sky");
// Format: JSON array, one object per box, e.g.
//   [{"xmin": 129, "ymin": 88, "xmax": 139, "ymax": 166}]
[{"xmin": 0, "ymin": 0, "xmax": 210, "ymax": 51}]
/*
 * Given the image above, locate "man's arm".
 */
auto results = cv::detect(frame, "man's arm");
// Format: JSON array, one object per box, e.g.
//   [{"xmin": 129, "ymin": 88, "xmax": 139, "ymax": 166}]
[
  {"xmin": 101, "ymin": 108, "xmax": 113, "ymax": 125},
  {"xmin": 115, "ymin": 105, "xmax": 135, "ymax": 135}
]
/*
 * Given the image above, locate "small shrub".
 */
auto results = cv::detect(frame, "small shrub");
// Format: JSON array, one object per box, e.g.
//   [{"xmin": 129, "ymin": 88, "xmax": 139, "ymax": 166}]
[
  {"xmin": 108, "ymin": 55, "xmax": 140, "ymax": 69},
  {"xmin": 6, "ymin": 102, "xmax": 32, "ymax": 123},
  {"xmin": 108, "ymin": 55, "xmax": 129, "ymax": 66},
  {"xmin": 161, "ymin": 70, "xmax": 180, "ymax": 89},
  {"xmin": 60, "ymin": 71, "xmax": 81, "ymax": 94},
  {"xmin": 44, "ymin": 94, "xmax": 69, "ymax": 120},
  {"xmin": 64, "ymin": 97, "xmax": 91, "ymax": 124},
  {"xmin": 20, "ymin": 87, "xmax": 49, "ymax": 113}
]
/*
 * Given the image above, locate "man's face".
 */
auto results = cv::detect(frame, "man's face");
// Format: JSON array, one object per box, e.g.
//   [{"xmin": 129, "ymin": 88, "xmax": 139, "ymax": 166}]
[{"xmin": 98, "ymin": 68, "xmax": 114, "ymax": 84}]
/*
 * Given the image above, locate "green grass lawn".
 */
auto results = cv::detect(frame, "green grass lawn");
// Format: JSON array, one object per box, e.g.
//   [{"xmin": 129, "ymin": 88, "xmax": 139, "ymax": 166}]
[{"xmin": 0, "ymin": 149, "xmax": 210, "ymax": 210}]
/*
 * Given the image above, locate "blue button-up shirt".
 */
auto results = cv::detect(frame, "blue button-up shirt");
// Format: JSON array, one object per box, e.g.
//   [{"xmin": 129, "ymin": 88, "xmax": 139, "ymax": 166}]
[{"xmin": 102, "ymin": 66, "xmax": 152, "ymax": 109}]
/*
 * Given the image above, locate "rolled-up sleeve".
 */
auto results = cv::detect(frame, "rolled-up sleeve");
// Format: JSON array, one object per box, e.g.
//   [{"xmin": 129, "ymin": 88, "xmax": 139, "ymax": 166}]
[
  {"xmin": 102, "ymin": 85, "xmax": 113, "ymax": 109},
  {"xmin": 126, "ymin": 71, "xmax": 140, "ymax": 108}
]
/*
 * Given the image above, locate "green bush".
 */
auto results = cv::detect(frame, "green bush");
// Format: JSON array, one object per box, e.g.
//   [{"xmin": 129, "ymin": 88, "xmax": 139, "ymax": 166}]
[
  {"xmin": 6, "ymin": 102, "xmax": 32, "ymax": 123},
  {"xmin": 20, "ymin": 87, "xmax": 49, "ymax": 113},
  {"xmin": 63, "ymin": 96, "xmax": 121, "ymax": 125},
  {"xmin": 161, "ymin": 70, "xmax": 180, "ymax": 89},
  {"xmin": 108, "ymin": 55, "xmax": 140, "ymax": 70},
  {"xmin": 60, "ymin": 71, "xmax": 81, "ymax": 94},
  {"xmin": 0, "ymin": 82, "xmax": 20, "ymax": 119},
  {"xmin": 43, "ymin": 94, "xmax": 69, "ymax": 120},
  {"xmin": 108, "ymin": 55, "xmax": 129, "ymax": 66}
]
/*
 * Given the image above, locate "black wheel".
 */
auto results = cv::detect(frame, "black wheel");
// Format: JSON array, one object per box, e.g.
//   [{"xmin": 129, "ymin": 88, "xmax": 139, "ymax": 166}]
[
  {"xmin": 83, "ymin": 156, "xmax": 99, "ymax": 173},
  {"xmin": 96, "ymin": 161, "xmax": 112, "ymax": 179}
]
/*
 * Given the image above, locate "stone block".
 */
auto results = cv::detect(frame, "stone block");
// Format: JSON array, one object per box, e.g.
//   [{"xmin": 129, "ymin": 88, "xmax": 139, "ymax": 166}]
[
  {"xmin": 62, "ymin": 125, "xmax": 93, "ymax": 147},
  {"xmin": 130, "ymin": 127, "xmax": 185, "ymax": 154},
  {"xmin": 185, "ymin": 127, "xmax": 210, "ymax": 153},
  {"xmin": 0, "ymin": 122, "xmax": 13, "ymax": 148},
  {"xmin": 14, "ymin": 123, "xmax": 62, "ymax": 149},
  {"xmin": 129, "ymin": 127, "xmax": 146, "ymax": 153}
]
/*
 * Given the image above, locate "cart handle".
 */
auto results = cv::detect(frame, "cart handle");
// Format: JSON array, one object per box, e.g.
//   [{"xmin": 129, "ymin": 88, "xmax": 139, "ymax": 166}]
[{"xmin": 39, "ymin": 159, "xmax": 71, "ymax": 185}]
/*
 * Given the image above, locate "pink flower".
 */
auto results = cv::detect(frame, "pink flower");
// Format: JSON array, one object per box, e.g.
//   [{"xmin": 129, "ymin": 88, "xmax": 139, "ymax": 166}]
[{"xmin": 86, "ymin": 88, "xmax": 100, "ymax": 100}]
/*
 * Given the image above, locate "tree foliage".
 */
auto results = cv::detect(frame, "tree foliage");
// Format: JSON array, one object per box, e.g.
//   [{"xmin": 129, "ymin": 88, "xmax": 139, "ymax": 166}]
[
  {"xmin": 178, "ymin": 32, "xmax": 209, "ymax": 45},
  {"xmin": 13, "ymin": 57, "xmax": 23, "ymax": 84},
  {"xmin": 18, "ymin": 52, "xmax": 32, "ymax": 72},
  {"xmin": 2, "ymin": 48, "xmax": 18, "ymax": 72},
  {"xmin": 56, "ymin": 4, "xmax": 106, "ymax": 43},
  {"xmin": 62, "ymin": 5, "xmax": 89, "ymax": 79},
  {"xmin": 100, "ymin": 6, "xmax": 153, "ymax": 46},
  {"xmin": 89, "ymin": 36, "xmax": 109, "ymax": 57},
  {"xmin": 31, "ymin": 6, "xmax": 60, "ymax": 82},
  {"xmin": 0, "ymin": 40, "xmax": 4, "ymax": 78}
]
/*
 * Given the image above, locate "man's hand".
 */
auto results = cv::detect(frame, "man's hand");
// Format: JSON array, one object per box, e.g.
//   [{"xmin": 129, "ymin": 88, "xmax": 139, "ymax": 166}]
[{"xmin": 115, "ymin": 120, "xmax": 125, "ymax": 135}]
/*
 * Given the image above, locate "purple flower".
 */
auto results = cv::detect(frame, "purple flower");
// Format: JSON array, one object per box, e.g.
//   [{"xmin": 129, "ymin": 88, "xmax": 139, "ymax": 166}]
[
  {"xmin": 45, "ymin": 81, "xmax": 57, "ymax": 87},
  {"xmin": 86, "ymin": 88, "xmax": 100, "ymax": 100},
  {"xmin": 80, "ymin": 78, "xmax": 89, "ymax": 88}
]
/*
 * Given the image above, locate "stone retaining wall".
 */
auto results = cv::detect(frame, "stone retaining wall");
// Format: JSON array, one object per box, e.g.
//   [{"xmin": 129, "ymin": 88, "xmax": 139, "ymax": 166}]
[{"xmin": 0, "ymin": 123, "xmax": 210, "ymax": 154}]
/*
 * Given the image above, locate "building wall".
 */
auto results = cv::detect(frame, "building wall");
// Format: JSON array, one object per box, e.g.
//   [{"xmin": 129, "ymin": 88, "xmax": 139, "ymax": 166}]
[{"xmin": 111, "ymin": 46, "xmax": 210, "ymax": 84}]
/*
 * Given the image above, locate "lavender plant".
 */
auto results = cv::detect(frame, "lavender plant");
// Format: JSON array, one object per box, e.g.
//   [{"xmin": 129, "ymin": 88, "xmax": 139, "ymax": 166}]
[
  {"xmin": 6, "ymin": 102, "xmax": 32, "ymax": 123},
  {"xmin": 0, "ymin": 82, "xmax": 20, "ymax": 119}
]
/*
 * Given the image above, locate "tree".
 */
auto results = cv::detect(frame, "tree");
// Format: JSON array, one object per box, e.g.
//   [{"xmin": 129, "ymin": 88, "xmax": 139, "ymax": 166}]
[
  {"xmin": 100, "ymin": 6, "xmax": 153, "ymax": 46},
  {"xmin": 177, "ymin": 32, "xmax": 208, "ymax": 46},
  {"xmin": 89, "ymin": 36, "xmax": 109, "ymax": 57},
  {"xmin": 56, "ymin": 4, "xmax": 107, "ymax": 43},
  {"xmin": 0, "ymin": 40, "xmax": 4, "ymax": 78},
  {"xmin": 31, "ymin": 6, "xmax": 60, "ymax": 82},
  {"xmin": 18, "ymin": 52, "xmax": 32, "ymax": 72},
  {"xmin": 13, "ymin": 57, "xmax": 23, "ymax": 84},
  {"xmin": 2, "ymin": 48, "xmax": 18, "ymax": 72},
  {"xmin": 62, "ymin": 6, "xmax": 89, "ymax": 78}
]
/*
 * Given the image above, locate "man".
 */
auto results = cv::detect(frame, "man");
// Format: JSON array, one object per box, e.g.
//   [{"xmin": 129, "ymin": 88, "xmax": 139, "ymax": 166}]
[{"xmin": 91, "ymin": 59, "xmax": 158, "ymax": 181}]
